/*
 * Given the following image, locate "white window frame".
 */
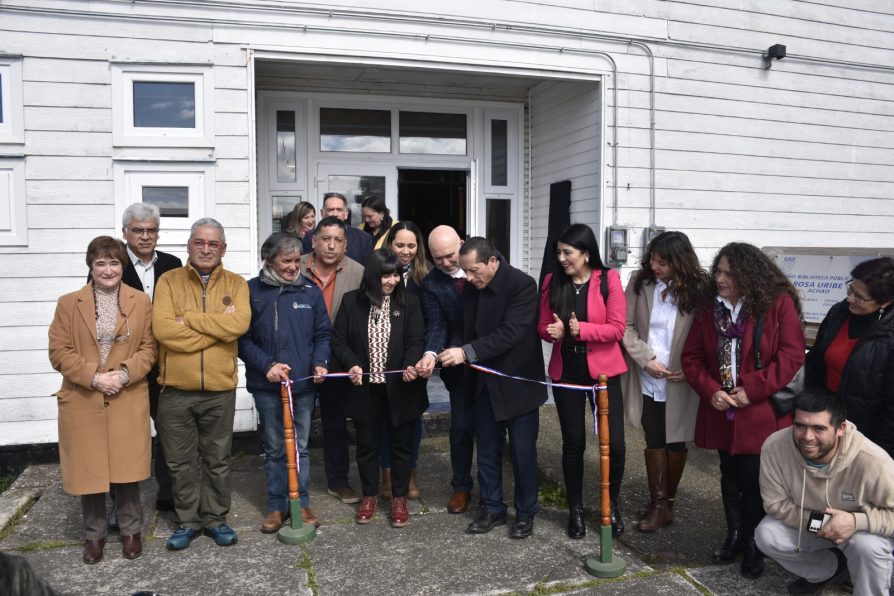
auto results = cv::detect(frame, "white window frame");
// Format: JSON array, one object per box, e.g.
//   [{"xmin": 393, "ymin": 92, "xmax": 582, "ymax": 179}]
[
  {"xmin": 264, "ymin": 98, "xmax": 307, "ymax": 192},
  {"xmin": 0, "ymin": 159, "xmax": 27, "ymax": 245},
  {"xmin": 483, "ymin": 109, "xmax": 519, "ymax": 196},
  {"xmin": 111, "ymin": 64, "xmax": 214, "ymax": 148},
  {"xmin": 0, "ymin": 57, "xmax": 25, "ymax": 145},
  {"xmin": 113, "ymin": 162, "xmax": 215, "ymax": 232}
]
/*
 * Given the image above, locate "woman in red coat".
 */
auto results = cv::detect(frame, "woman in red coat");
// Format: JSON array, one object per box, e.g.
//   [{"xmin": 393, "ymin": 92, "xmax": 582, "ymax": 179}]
[{"xmin": 681, "ymin": 242, "xmax": 804, "ymax": 580}]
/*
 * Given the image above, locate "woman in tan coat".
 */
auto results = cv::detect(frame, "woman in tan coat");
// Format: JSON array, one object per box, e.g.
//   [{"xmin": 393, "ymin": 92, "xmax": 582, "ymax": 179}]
[
  {"xmin": 48, "ymin": 236, "xmax": 156, "ymax": 564},
  {"xmin": 621, "ymin": 231, "xmax": 710, "ymax": 533}
]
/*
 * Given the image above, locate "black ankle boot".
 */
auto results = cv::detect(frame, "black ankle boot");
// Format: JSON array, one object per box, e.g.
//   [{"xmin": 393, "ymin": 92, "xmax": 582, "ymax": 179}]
[
  {"xmin": 740, "ymin": 539, "xmax": 764, "ymax": 578},
  {"xmin": 712, "ymin": 528, "xmax": 742, "ymax": 563},
  {"xmin": 610, "ymin": 504, "xmax": 624, "ymax": 537},
  {"xmin": 567, "ymin": 504, "xmax": 586, "ymax": 539}
]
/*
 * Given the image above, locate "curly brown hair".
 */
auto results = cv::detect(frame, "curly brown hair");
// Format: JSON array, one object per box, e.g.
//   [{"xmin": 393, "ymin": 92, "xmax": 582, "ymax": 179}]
[
  {"xmin": 633, "ymin": 231, "xmax": 711, "ymax": 314},
  {"xmin": 711, "ymin": 242, "xmax": 803, "ymax": 318}
]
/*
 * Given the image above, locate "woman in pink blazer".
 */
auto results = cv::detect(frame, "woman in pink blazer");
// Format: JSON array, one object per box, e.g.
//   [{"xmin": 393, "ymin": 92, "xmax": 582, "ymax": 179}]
[{"xmin": 538, "ymin": 223, "xmax": 627, "ymax": 539}]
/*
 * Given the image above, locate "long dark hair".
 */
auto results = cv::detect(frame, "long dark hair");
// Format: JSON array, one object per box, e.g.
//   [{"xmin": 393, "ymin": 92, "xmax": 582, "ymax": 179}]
[
  {"xmin": 548, "ymin": 223, "xmax": 604, "ymax": 325},
  {"xmin": 711, "ymin": 242, "xmax": 803, "ymax": 318},
  {"xmin": 385, "ymin": 221, "xmax": 431, "ymax": 286},
  {"xmin": 360, "ymin": 248, "xmax": 405, "ymax": 308},
  {"xmin": 633, "ymin": 231, "xmax": 711, "ymax": 314}
]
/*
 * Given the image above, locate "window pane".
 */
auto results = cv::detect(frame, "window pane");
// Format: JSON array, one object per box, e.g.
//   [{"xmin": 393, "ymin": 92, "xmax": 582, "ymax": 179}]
[
  {"xmin": 320, "ymin": 108, "xmax": 390, "ymax": 152},
  {"xmin": 272, "ymin": 196, "xmax": 301, "ymax": 233},
  {"xmin": 142, "ymin": 187, "xmax": 189, "ymax": 217},
  {"xmin": 276, "ymin": 111, "xmax": 297, "ymax": 183},
  {"xmin": 399, "ymin": 111, "xmax": 466, "ymax": 155},
  {"xmin": 0, "ymin": 73, "xmax": 4, "ymax": 123},
  {"xmin": 490, "ymin": 119, "xmax": 508, "ymax": 186},
  {"xmin": 133, "ymin": 81, "xmax": 196, "ymax": 128},
  {"xmin": 326, "ymin": 175, "xmax": 386, "ymax": 225},
  {"xmin": 486, "ymin": 198, "xmax": 511, "ymax": 261}
]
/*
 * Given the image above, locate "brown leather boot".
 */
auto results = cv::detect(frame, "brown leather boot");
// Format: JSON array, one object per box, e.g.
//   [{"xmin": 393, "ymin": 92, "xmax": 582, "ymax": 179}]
[
  {"xmin": 665, "ymin": 450, "xmax": 688, "ymax": 524},
  {"xmin": 637, "ymin": 449, "xmax": 670, "ymax": 533},
  {"xmin": 408, "ymin": 469, "xmax": 420, "ymax": 500},
  {"xmin": 379, "ymin": 469, "xmax": 392, "ymax": 500},
  {"xmin": 260, "ymin": 511, "xmax": 288, "ymax": 534}
]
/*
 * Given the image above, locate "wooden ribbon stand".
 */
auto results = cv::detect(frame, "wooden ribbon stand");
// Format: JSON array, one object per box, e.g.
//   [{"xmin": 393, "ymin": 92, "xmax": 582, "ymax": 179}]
[
  {"xmin": 585, "ymin": 373, "xmax": 626, "ymax": 577},
  {"xmin": 277, "ymin": 378, "xmax": 316, "ymax": 544}
]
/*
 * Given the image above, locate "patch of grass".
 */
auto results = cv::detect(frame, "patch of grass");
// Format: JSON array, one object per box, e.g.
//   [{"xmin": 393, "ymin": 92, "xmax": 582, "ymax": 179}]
[
  {"xmin": 0, "ymin": 473, "xmax": 18, "ymax": 495},
  {"xmin": 10, "ymin": 540, "xmax": 75, "ymax": 553},
  {"xmin": 672, "ymin": 566, "xmax": 713, "ymax": 596},
  {"xmin": 513, "ymin": 568, "xmax": 678, "ymax": 595},
  {"xmin": 537, "ymin": 474, "xmax": 569, "ymax": 509},
  {"xmin": 298, "ymin": 544, "xmax": 318, "ymax": 596},
  {"xmin": 0, "ymin": 496, "xmax": 36, "ymax": 543}
]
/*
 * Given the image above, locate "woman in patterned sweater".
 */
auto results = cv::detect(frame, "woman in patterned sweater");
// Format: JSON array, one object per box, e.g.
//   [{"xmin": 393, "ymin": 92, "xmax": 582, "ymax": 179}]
[{"xmin": 331, "ymin": 249, "xmax": 429, "ymax": 527}]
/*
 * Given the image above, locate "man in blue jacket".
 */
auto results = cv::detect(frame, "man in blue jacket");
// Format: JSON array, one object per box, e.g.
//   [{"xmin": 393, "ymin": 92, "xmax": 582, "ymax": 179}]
[{"xmin": 239, "ymin": 232, "xmax": 331, "ymax": 532}]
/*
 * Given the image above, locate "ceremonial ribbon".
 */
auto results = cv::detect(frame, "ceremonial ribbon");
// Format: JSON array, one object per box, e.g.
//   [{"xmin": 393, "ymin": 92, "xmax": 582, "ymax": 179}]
[{"xmin": 284, "ymin": 364, "xmax": 609, "ymax": 434}]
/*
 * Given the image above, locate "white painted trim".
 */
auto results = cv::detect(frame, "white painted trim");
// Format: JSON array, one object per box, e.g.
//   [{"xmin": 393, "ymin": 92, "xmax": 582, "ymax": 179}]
[
  {"xmin": 0, "ymin": 159, "xmax": 27, "ymax": 246},
  {"xmin": 113, "ymin": 161, "xmax": 216, "ymax": 232},
  {"xmin": 0, "ymin": 58, "xmax": 25, "ymax": 145},
  {"xmin": 483, "ymin": 108, "xmax": 520, "ymax": 196},
  {"xmin": 247, "ymin": 49, "xmax": 260, "ymax": 278},
  {"xmin": 111, "ymin": 63, "xmax": 214, "ymax": 148}
]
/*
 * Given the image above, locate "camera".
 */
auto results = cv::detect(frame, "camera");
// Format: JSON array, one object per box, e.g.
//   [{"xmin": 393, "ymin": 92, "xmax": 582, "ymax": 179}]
[{"xmin": 807, "ymin": 510, "xmax": 831, "ymax": 533}]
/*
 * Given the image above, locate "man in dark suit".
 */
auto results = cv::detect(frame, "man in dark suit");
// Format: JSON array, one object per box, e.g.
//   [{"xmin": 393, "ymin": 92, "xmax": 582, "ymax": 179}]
[
  {"xmin": 120, "ymin": 203, "xmax": 182, "ymax": 510},
  {"xmin": 303, "ymin": 192, "xmax": 373, "ymax": 265},
  {"xmin": 415, "ymin": 225, "xmax": 475, "ymax": 514},
  {"xmin": 439, "ymin": 237, "xmax": 547, "ymax": 539}
]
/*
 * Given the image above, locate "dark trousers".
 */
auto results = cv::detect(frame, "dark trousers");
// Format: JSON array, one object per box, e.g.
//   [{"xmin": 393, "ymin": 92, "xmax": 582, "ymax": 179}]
[
  {"xmin": 157, "ymin": 388, "xmax": 235, "ymax": 530},
  {"xmin": 319, "ymin": 379, "xmax": 353, "ymax": 490},
  {"xmin": 355, "ymin": 383, "xmax": 415, "ymax": 498},
  {"xmin": 553, "ymin": 374, "xmax": 625, "ymax": 506},
  {"xmin": 82, "ymin": 483, "xmax": 141, "ymax": 540},
  {"xmin": 718, "ymin": 450, "xmax": 764, "ymax": 540},
  {"xmin": 148, "ymin": 370, "xmax": 172, "ymax": 502},
  {"xmin": 640, "ymin": 396, "xmax": 686, "ymax": 453},
  {"xmin": 475, "ymin": 384, "xmax": 539, "ymax": 519},
  {"xmin": 444, "ymin": 368, "xmax": 475, "ymax": 492}
]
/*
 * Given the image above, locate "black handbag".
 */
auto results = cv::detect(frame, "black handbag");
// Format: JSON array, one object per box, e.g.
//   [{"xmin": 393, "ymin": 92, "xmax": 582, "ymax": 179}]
[{"xmin": 753, "ymin": 316, "xmax": 804, "ymax": 415}]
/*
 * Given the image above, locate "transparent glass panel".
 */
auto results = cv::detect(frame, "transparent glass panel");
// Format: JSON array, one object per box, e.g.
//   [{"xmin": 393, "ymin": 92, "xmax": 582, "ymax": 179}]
[
  {"xmin": 276, "ymin": 111, "xmax": 297, "ymax": 183},
  {"xmin": 490, "ymin": 119, "xmax": 508, "ymax": 186},
  {"xmin": 486, "ymin": 198, "xmax": 511, "ymax": 261},
  {"xmin": 272, "ymin": 196, "xmax": 302, "ymax": 233},
  {"xmin": 133, "ymin": 81, "xmax": 196, "ymax": 128},
  {"xmin": 0, "ymin": 73, "xmax": 4, "ymax": 123},
  {"xmin": 399, "ymin": 111, "xmax": 466, "ymax": 155},
  {"xmin": 320, "ymin": 108, "xmax": 391, "ymax": 152},
  {"xmin": 142, "ymin": 186, "xmax": 189, "ymax": 217},
  {"xmin": 327, "ymin": 175, "xmax": 386, "ymax": 225}
]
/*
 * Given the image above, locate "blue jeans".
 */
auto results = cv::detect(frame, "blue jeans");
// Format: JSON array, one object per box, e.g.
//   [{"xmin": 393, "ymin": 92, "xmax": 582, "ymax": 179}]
[{"xmin": 253, "ymin": 389, "xmax": 313, "ymax": 510}]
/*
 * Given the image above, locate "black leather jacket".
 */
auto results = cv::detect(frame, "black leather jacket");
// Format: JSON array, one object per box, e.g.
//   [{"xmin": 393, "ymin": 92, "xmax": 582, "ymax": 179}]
[{"xmin": 806, "ymin": 300, "xmax": 894, "ymax": 457}]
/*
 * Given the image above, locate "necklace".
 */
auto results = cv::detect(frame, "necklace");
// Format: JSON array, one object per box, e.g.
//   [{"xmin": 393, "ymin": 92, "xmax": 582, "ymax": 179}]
[{"xmin": 571, "ymin": 274, "xmax": 591, "ymax": 295}]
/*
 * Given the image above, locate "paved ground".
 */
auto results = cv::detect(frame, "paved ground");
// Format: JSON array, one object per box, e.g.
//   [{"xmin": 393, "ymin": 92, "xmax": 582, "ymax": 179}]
[{"xmin": 0, "ymin": 403, "xmax": 853, "ymax": 596}]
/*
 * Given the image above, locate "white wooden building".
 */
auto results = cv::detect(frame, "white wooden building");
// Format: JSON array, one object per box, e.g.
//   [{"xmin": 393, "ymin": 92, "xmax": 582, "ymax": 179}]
[{"xmin": 1, "ymin": 0, "xmax": 892, "ymax": 448}]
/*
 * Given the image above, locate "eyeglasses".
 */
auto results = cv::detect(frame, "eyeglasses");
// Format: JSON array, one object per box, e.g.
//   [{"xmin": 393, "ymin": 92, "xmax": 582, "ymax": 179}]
[
  {"xmin": 115, "ymin": 314, "xmax": 131, "ymax": 343},
  {"xmin": 845, "ymin": 281, "xmax": 875, "ymax": 305},
  {"xmin": 191, "ymin": 239, "xmax": 223, "ymax": 251},
  {"xmin": 128, "ymin": 227, "xmax": 159, "ymax": 236}
]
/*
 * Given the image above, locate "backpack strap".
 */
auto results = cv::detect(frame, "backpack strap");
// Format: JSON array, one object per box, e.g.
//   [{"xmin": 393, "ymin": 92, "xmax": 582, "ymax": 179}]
[{"xmin": 600, "ymin": 267, "xmax": 610, "ymax": 304}]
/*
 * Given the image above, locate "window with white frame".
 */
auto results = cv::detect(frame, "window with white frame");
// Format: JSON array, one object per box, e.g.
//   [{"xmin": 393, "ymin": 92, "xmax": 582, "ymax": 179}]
[
  {"xmin": 0, "ymin": 57, "xmax": 25, "ymax": 145},
  {"xmin": 112, "ymin": 64, "xmax": 214, "ymax": 147},
  {"xmin": 0, "ymin": 159, "xmax": 27, "ymax": 245},
  {"xmin": 114, "ymin": 162, "xmax": 215, "ymax": 232},
  {"xmin": 483, "ymin": 110, "xmax": 518, "ymax": 195}
]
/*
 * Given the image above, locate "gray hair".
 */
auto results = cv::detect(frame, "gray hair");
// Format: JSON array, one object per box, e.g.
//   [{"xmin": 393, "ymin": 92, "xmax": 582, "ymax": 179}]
[
  {"xmin": 190, "ymin": 217, "xmax": 226, "ymax": 243},
  {"xmin": 122, "ymin": 203, "xmax": 161, "ymax": 229},
  {"xmin": 260, "ymin": 232, "xmax": 301, "ymax": 263}
]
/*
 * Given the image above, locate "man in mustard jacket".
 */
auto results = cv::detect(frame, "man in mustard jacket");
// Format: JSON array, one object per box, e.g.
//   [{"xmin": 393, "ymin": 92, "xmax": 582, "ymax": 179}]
[{"xmin": 152, "ymin": 218, "xmax": 251, "ymax": 551}]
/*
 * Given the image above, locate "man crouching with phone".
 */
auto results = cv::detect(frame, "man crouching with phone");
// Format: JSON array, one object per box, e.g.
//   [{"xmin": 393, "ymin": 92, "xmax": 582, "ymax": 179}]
[{"xmin": 756, "ymin": 387, "xmax": 894, "ymax": 595}]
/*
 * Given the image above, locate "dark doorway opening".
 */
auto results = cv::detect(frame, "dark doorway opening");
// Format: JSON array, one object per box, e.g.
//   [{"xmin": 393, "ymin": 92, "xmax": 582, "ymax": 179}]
[{"xmin": 397, "ymin": 169, "xmax": 467, "ymax": 242}]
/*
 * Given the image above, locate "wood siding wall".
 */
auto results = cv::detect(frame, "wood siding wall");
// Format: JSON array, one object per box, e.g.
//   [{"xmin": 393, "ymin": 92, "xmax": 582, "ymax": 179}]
[{"xmin": 1, "ymin": 0, "xmax": 892, "ymax": 446}]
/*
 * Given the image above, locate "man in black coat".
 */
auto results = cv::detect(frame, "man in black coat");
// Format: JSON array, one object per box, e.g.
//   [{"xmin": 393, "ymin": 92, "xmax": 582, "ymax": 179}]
[
  {"xmin": 439, "ymin": 237, "xmax": 547, "ymax": 539},
  {"xmin": 120, "ymin": 203, "xmax": 182, "ymax": 510}
]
